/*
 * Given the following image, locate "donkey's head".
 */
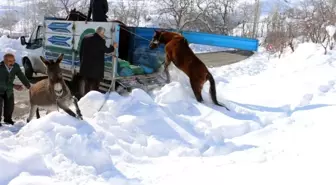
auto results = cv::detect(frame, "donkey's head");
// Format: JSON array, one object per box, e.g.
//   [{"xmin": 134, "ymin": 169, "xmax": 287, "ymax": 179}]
[{"xmin": 40, "ymin": 53, "xmax": 64, "ymax": 97}]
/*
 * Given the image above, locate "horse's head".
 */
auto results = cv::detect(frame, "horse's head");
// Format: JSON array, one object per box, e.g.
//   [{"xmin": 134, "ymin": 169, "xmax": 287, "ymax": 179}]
[
  {"xmin": 149, "ymin": 29, "xmax": 164, "ymax": 49},
  {"xmin": 40, "ymin": 53, "xmax": 64, "ymax": 97}
]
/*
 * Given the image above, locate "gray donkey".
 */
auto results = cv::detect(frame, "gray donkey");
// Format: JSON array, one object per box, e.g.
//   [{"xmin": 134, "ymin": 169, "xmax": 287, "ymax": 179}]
[{"xmin": 26, "ymin": 53, "xmax": 83, "ymax": 123}]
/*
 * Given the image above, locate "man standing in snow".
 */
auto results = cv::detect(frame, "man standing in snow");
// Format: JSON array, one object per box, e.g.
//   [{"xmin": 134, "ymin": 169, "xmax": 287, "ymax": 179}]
[
  {"xmin": 78, "ymin": 26, "xmax": 117, "ymax": 98},
  {"xmin": 86, "ymin": 0, "xmax": 109, "ymax": 23},
  {"xmin": 0, "ymin": 53, "xmax": 31, "ymax": 126}
]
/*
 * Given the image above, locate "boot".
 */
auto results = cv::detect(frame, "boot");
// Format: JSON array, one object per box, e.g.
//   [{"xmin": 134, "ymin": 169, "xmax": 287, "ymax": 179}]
[{"xmin": 3, "ymin": 119, "xmax": 14, "ymax": 125}]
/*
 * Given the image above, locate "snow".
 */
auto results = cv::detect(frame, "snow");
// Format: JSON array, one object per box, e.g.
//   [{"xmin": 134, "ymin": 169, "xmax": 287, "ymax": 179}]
[
  {"xmin": 0, "ymin": 35, "xmax": 26, "ymax": 65},
  {"xmin": 1, "ymin": 38, "xmax": 336, "ymax": 185},
  {"xmin": 326, "ymin": 25, "xmax": 336, "ymax": 37}
]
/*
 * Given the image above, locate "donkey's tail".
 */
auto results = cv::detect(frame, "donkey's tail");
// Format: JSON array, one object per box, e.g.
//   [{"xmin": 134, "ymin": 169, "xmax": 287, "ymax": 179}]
[{"xmin": 207, "ymin": 72, "xmax": 230, "ymax": 111}]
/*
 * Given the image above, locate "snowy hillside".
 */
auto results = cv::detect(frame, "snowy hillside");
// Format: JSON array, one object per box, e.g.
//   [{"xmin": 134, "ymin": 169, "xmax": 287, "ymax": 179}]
[
  {"xmin": 1, "ymin": 40, "xmax": 336, "ymax": 184},
  {"xmin": 0, "ymin": 36, "xmax": 26, "ymax": 64}
]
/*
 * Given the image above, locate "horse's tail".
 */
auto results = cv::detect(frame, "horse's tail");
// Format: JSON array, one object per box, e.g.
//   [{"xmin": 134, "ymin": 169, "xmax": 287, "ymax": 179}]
[{"xmin": 207, "ymin": 72, "xmax": 229, "ymax": 110}]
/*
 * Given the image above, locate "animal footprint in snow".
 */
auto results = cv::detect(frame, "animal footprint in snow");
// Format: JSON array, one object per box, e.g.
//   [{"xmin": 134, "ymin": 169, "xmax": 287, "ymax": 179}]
[
  {"xmin": 298, "ymin": 93, "xmax": 313, "ymax": 107},
  {"xmin": 328, "ymin": 80, "xmax": 335, "ymax": 88},
  {"xmin": 318, "ymin": 84, "xmax": 331, "ymax": 94}
]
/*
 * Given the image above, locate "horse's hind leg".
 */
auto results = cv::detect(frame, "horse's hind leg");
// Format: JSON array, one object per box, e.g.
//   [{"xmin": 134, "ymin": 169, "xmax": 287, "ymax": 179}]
[
  {"xmin": 27, "ymin": 104, "xmax": 38, "ymax": 123},
  {"xmin": 164, "ymin": 53, "xmax": 172, "ymax": 83},
  {"xmin": 190, "ymin": 80, "xmax": 204, "ymax": 102},
  {"xmin": 164, "ymin": 65, "xmax": 171, "ymax": 83},
  {"xmin": 36, "ymin": 107, "xmax": 40, "ymax": 119},
  {"xmin": 72, "ymin": 96, "xmax": 83, "ymax": 120}
]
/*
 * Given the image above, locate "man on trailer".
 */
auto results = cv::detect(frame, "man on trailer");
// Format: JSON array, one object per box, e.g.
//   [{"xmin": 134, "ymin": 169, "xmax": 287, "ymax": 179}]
[
  {"xmin": 79, "ymin": 26, "xmax": 118, "ymax": 98},
  {"xmin": 86, "ymin": 0, "xmax": 109, "ymax": 23}
]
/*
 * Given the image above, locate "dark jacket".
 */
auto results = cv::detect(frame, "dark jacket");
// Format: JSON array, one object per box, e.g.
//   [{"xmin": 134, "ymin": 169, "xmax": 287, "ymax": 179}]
[
  {"xmin": 0, "ymin": 61, "xmax": 31, "ymax": 97},
  {"xmin": 79, "ymin": 33, "xmax": 114, "ymax": 80},
  {"xmin": 87, "ymin": 0, "xmax": 109, "ymax": 22}
]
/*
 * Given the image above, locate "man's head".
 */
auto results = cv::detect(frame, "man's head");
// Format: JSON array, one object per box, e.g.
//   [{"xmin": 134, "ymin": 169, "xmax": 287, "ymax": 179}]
[
  {"xmin": 3, "ymin": 53, "xmax": 15, "ymax": 69},
  {"xmin": 96, "ymin": 26, "xmax": 106, "ymax": 39}
]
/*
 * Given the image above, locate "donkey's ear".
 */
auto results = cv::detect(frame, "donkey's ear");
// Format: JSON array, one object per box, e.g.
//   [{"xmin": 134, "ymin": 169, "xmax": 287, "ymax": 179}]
[
  {"xmin": 56, "ymin": 53, "xmax": 64, "ymax": 63},
  {"xmin": 40, "ymin": 56, "xmax": 49, "ymax": 65}
]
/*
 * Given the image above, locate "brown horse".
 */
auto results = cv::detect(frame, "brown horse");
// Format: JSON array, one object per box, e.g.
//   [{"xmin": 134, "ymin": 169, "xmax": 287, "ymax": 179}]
[
  {"xmin": 26, "ymin": 53, "xmax": 83, "ymax": 122},
  {"xmin": 149, "ymin": 30, "xmax": 229, "ymax": 110}
]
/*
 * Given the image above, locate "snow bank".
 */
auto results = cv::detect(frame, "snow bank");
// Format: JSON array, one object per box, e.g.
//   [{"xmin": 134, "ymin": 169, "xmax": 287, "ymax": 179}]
[
  {"xmin": 0, "ymin": 35, "xmax": 26, "ymax": 65},
  {"xmin": 326, "ymin": 25, "xmax": 336, "ymax": 38},
  {"xmin": 1, "ymin": 41, "xmax": 336, "ymax": 184}
]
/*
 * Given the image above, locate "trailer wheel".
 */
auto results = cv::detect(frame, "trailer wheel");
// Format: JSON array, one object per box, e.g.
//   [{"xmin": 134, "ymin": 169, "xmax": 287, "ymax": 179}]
[{"xmin": 23, "ymin": 58, "xmax": 33, "ymax": 79}]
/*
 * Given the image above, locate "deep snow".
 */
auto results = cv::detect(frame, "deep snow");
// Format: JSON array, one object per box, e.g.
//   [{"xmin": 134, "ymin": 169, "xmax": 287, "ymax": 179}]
[{"xmin": 1, "ymin": 41, "xmax": 336, "ymax": 185}]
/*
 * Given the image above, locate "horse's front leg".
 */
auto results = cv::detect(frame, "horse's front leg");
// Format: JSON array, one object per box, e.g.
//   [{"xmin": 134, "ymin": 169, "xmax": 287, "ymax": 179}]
[{"xmin": 164, "ymin": 54, "xmax": 172, "ymax": 83}]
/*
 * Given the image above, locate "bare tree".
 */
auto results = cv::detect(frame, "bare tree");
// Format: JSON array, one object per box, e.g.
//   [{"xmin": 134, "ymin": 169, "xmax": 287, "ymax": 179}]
[
  {"xmin": 110, "ymin": 0, "xmax": 149, "ymax": 26},
  {"xmin": 0, "ymin": 0, "xmax": 19, "ymax": 35},
  {"xmin": 156, "ymin": 0, "xmax": 213, "ymax": 31},
  {"xmin": 0, "ymin": 11, "xmax": 19, "ymax": 35},
  {"xmin": 197, "ymin": 0, "xmax": 237, "ymax": 34},
  {"xmin": 231, "ymin": 2, "xmax": 255, "ymax": 37},
  {"xmin": 265, "ymin": 31, "xmax": 289, "ymax": 57},
  {"xmin": 289, "ymin": 0, "xmax": 336, "ymax": 43},
  {"xmin": 264, "ymin": 7, "xmax": 295, "ymax": 56},
  {"xmin": 252, "ymin": 0, "xmax": 260, "ymax": 38},
  {"xmin": 36, "ymin": 0, "xmax": 59, "ymax": 17}
]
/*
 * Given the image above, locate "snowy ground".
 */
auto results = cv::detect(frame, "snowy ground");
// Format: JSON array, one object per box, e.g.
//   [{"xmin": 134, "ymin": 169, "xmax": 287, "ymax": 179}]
[
  {"xmin": 1, "ymin": 41, "xmax": 336, "ymax": 185},
  {"xmin": 0, "ymin": 36, "xmax": 26, "ymax": 65}
]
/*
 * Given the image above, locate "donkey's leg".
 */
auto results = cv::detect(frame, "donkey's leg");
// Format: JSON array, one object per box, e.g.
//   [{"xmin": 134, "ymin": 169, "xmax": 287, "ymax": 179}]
[
  {"xmin": 27, "ymin": 104, "xmax": 38, "ymax": 123},
  {"xmin": 72, "ymin": 96, "xmax": 83, "ymax": 120},
  {"xmin": 56, "ymin": 101, "xmax": 77, "ymax": 118}
]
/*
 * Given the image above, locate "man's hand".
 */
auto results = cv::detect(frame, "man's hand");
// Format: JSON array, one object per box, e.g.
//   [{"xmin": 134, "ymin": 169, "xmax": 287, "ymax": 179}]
[
  {"xmin": 113, "ymin": 42, "xmax": 118, "ymax": 49},
  {"xmin": 13, "ymin": 84, "xmax": 23, "ymax": 91}
]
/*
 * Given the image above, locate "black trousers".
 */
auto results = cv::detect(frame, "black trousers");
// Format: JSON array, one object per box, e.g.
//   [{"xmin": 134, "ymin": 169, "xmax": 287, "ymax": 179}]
[
  {"xmin": 0, "ymin": 92, "xmax": 14, "ymax": 121},
  {"xmin": 79, "ymin": 77, "xmax": 100, "ymax": 98}
]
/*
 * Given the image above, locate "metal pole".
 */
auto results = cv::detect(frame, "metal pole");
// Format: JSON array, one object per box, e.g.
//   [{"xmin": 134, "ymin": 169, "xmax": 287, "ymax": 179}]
[{"xmin": 111, "ymin": 24, "xmax": 120, "ymax": 91}]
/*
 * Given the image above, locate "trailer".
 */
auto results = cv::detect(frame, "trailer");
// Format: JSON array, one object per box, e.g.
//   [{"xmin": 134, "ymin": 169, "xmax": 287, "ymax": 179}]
[{"xmin": 19, "ymin": 17, "xmax": 259, "ymax": 95}]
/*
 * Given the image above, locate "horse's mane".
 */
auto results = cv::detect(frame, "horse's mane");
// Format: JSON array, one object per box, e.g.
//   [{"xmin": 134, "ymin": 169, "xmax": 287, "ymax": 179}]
[{"xmin": 171, "ymin": 32, "xmax": 189, "ymax": 46}]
